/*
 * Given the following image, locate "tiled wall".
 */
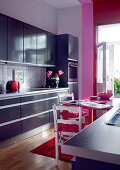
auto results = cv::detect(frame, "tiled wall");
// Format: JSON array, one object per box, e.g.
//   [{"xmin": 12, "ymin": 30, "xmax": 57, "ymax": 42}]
[{"xmin": 0, "ymin": 64, "xmax": 46, "ymax": 91}]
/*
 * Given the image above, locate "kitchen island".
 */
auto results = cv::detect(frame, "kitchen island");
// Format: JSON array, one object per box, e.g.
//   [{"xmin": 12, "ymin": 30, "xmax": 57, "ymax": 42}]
[
  {"xmin": 0, "ymin": 87, "xmax": 69, "ymax": 148},
  {"xmin": 61, "ymin": 98, "xmax": 120, "ymax": 170}
]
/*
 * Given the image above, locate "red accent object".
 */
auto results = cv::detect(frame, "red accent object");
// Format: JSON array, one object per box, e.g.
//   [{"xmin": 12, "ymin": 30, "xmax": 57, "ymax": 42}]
[
  {"xmin": 58, "ymin": 123, "xmax": 79, "ymax": 133},
  {"xmin": 89, "ymin": 96, "xmax": 98, "ymax": 100},
  {"xmin": 98, "ymin": 92, "xmax": 112, "ymax": 99},
  {"xmin": 60, "ymin": 110, "xmax": 86, "ymax": 120},
  {"xmin": 31, "ymin": 137, "xmax": 73, "ymax": 162},
  {"xmin": 10, "ymin": 81, "xmax": 20, "ymax": 91},
  {"xmin": 94, "ymin": 0, "xmax": 120, "ymax": 25}
]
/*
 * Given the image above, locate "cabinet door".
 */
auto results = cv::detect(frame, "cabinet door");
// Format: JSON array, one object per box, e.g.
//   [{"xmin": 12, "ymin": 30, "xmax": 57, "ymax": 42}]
[
  {"xmin": 68, "ymin": 82, "xmax": 78, "ymax": 100},
  {"xmin": 0, "ymin": 14, "xmax": 7, "ymax": 61},
  {"xmin": 22, "ymin": 113, "xmax": 49, "ymax": 133},
  {"xmin": 0, "ymin": 106, "xmax": 21, "ymax": 141},
  {"xmin": 36, "ymin": 28, "xmax": 47, "ymax": 64},
  {"xmin": 24, "ymin": 23, "xmax": 37, "ymax": 64},
  {"xmin": 8, "ymin": 17, "xmax": 23, "ymax": 62},
  {"xmin": 68, "ymin": 35, "xmax": 78, "ymax": 61},
  {"xmin": 0, "ymin": 122, "xmax": 21, "ymax": 142},
  {"xmin": 21, "ymin": 100, "xmax": 49, "ymax": 132},
  {"xmin": 21, "ymin": 100, "xmax": 48, "ymax": 118},
  {"xmin": 0, "ymin": 97, "xmax": 20, "ymax": 106},
  {"xmin": 47, "ymin": 32, "xmax": 56, "ymax": 65}
]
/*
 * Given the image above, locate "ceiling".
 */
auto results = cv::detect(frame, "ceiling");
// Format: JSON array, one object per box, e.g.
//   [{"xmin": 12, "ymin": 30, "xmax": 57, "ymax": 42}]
[{"xmin": 44, "ymin": 0, "xmax": 81, "ymax": 9}]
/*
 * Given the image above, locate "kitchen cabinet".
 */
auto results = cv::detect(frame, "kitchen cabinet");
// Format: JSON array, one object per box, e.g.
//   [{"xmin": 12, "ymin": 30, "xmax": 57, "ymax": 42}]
[
  {"xmin": 0, "ymin": 97, "xmax": 21, "ymax": 141},
  {"xmin": 24, "ymin": 23, "xmax": 37, "ymax": 64},
  {"xmin": 68, "ymin": 82, "xmax": 78, "ymax": 100},
  {"xmin": 0, "ymin": 14, "xmax": 7, "ymax": 61},
  {"xmin": 0, "ymin": 97, "xmax": 20, "ymax": 106},
  {"xmin": 68, "ymin": 35, "xmax": 78, "ymax": 61},
  {"xmin": 21, "ymin": 92, "xmax": 58, "ymax": 132},
  {"xmin": 57, "ymin": 34, "xmax": 78, "ymax": 62},
  {"xmin": 0, "ymin": 12, "xmax": 57, "ymax": 66},
  {"xmin": 0, "ymin": 122, "xmax": 21, "ymax": 142},
  {"xmin": 0, "ymin": 89, "xmax": 68, "ymax": 143},
  {"xmin": 8, "ymin": 17, "xmax": 23, "ymax": 62},
  {"xmin": 36, "ymin": 28, "xmax": 47, "ymax": 65},
  {"xmin": 21, "ymin": 99, "xmax": 48, "ymax": 118},
  {"xmin": 47, "ymin": 32, "xmax": 56, "ymax": 65},
  {"xmin": 21, "ymin": 93, "xmax": 48, "ymax": 102},
  {"xmin": 0, "ymin": 97, "xmax": 21, "ymax": 142},
  {"xmin": 47, "ymin": 34, "xmax": 78, "ymax": 90},
  {"xmin": 22, "ymin": 113, "xmax": 49, "ymax": 133}
]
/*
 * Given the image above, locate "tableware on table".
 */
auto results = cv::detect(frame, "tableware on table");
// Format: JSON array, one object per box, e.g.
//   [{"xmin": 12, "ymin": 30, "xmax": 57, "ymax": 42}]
[
  {"xmin": 98, "ymin": 92, "xmax": 113, "ymax": 99},
  {"xmin": 89, "ymin": 96, "xmax": 98, "ymax": 100}
]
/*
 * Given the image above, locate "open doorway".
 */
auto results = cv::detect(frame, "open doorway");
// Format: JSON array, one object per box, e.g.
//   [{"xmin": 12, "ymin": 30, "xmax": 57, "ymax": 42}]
[{"xmin": 97, "ymin": 23, "xmax": 120, "ymax": 97}]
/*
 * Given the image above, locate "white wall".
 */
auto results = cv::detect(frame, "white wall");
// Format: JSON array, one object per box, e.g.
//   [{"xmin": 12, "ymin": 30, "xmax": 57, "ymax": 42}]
[
  {"xmin": 0, "ymin": 0, "xmax": 57, "ymax": 33},
  {"xmin": 57, "ymin": 6, "xmax": 82, "ymax": 98}
]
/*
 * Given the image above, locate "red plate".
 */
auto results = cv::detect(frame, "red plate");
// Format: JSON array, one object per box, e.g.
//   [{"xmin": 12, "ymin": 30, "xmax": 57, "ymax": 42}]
[{"xmin": 89, "ymin": 96, "xmax": 98, "ymax": 100}]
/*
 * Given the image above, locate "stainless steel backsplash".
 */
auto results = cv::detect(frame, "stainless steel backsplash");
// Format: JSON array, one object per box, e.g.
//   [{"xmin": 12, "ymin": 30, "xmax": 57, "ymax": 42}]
[{"xmin": 0, "ymin": 64, "xmax": 46, "ymax": 91}]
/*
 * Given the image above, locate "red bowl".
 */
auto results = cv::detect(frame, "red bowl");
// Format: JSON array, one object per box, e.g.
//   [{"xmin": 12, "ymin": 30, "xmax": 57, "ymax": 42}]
[{"xmin": 98, "ymin": 92, "xmax": 112, "ymax": 99}]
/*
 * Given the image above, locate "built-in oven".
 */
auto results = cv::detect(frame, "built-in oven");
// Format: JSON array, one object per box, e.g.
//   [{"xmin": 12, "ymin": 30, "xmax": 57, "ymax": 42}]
[{"xmin": 68, "ymin": 61, "xmax": 78, "ymax": 82}]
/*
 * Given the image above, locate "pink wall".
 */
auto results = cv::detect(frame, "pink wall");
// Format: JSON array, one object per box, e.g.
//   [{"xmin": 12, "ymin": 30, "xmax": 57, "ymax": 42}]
[
  {"xmin": 78, "ymin": 0, "xmax": 92, "ymax": 4},
  {"xmin": 79, "ymin": 1, "xmax": 94, "ymax": 98},
  {"xmin": 82, "ymin": 3, "xmax": 93, "ymax": 98},
  {"xmin": 0, "ymin": 0, "xmax": 57, "ymax": 33}
]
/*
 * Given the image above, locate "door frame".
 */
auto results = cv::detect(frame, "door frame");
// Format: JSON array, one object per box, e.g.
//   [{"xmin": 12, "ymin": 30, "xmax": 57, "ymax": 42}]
[{"xmin": 96, "ymin": 42, "xmax": 106, "ymax": 95}]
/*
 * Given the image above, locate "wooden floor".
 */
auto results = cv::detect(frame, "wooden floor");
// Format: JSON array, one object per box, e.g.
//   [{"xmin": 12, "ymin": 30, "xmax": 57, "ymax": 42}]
[{"xmin": 0, "ymin": 128, "xmax": 72, "ymax": 170}]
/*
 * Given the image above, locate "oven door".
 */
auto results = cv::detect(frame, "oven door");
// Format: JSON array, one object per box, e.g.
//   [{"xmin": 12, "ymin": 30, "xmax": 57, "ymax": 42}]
[{"xmin": 68, "ymin": 64, "xmax": 78, "ymax": 82}]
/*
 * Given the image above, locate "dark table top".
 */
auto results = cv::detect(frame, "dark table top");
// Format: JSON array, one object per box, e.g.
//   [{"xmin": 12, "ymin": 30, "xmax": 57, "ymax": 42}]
[{"xmin": 61, "ymin": 98, "xmax": 120, "ymax": 165}]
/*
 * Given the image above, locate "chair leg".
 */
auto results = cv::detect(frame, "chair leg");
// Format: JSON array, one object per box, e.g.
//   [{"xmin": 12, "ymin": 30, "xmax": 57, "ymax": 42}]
[{"xmin": 55, "ymin": 131, "xmax": 59, "ymax": 166}]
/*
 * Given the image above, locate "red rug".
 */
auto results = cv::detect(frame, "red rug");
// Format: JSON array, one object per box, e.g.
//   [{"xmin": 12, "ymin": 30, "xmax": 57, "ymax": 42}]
[{"xmin": 31, "ymin": 137, "xmax": 73, "ymax": 162}]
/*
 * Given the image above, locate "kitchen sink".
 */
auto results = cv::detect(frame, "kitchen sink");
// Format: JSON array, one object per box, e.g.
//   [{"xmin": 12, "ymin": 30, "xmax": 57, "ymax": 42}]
[{"xmin": 106, "ymin": 109, "xmax": 120, "ymax": 126}]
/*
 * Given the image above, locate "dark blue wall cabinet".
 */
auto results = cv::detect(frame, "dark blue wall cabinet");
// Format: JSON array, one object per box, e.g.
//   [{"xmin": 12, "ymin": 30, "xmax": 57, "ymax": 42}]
[
  {"xmin": 57, "ymin": 34, "xmax": 78, "ymax": 62},
  {"xmin": 0, "ymin": 14, "xmax": 7, "ymax": 61},
  {"xmin": 24, "ymin": 23, "xmax": 37, "ymax": 64},
  {"xmin": 36, "ymin": 28, "xmax": 48, "ymax": 64},
  {"xmin": 0, "ymin": 12, "xmax": 56, "ymax": 66},
  {"xmin": 47, "ymin": 32, "xmax": 56, "ymax": 65},
  {"xmin": 8, "ymin": 17, "xmax": 24, "ymax": 62},
  {"xmin": 47, "ymin": 34, "xmax": 78, "ymax": 98},
  {"xmin": 68, "ymin": 35, "xmax": 78, "ymax": 61}
]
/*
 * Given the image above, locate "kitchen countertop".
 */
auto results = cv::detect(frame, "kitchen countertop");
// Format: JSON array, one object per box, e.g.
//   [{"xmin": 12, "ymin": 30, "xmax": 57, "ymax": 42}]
[
  {"xmin": 0, "ymin": 87, "xmax": 69, "ymax": 99},
  {"xmin": 61, "ymin": 98, "xmax": 120, "ymax": 165}
]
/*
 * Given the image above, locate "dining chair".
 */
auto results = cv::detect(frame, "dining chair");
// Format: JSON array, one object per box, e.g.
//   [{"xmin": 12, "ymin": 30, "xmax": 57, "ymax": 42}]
[
  {"xmin": 58, "ymin": 92, "xmax": 74, "ymax": 103},
  {"xmin": 52, "ymin": 104, "xmax": 82, "ymax": 166},
  {"xmin": 58, "ymin": 93, "xmax": 86, "ymax": 125}
]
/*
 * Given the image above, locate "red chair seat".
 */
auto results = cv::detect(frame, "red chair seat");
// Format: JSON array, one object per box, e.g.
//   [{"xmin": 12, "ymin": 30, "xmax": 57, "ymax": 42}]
[
  {"xmin": 60, "ymin": 110, "xmax": 86, "ymax": 120},
  {"xmin": 58, "ymin": 123, "xmax": 79, "ymax": 133}
]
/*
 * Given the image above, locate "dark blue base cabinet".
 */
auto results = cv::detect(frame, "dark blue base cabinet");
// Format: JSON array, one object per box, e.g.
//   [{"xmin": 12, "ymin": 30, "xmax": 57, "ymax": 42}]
[
  {"xmin": 72, "ymin": 157, "xmax": 120, "ymax": 170},
  {"xmin": 0, "ymin": 99, "xmax": 21, "ymax": 142},
  {"xmin": 22, "ymin": 113, "xmax": 50, "ymax": 133},
  {"xmin": 0, "ymin": 123, "xmax": 21, "ymax": 142},
  {"xmin": 0, "ymin": 88, "xmax": 68, "ymax": 146}
]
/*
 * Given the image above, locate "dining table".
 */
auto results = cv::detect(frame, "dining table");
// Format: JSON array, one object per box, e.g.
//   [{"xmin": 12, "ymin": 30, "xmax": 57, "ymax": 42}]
[{"xmin": 61, "ymin": 97, "xmax": 113, "ymax": 126}]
